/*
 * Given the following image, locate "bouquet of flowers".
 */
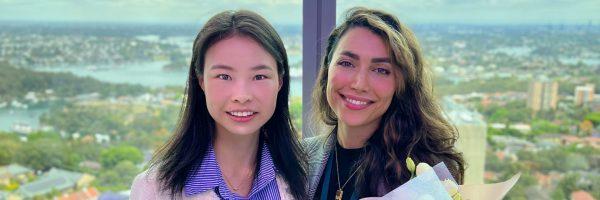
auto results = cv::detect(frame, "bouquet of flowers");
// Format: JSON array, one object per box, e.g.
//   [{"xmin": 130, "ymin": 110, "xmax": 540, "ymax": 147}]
[{"xmin": 361, "ymin": 158, "xmax": 520, "ymax": 200}]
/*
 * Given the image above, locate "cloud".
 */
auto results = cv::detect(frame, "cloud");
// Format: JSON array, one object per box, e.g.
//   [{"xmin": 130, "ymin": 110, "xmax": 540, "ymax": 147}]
[
  {"xmin": 0, "ymin": 0, "xmax": 597, "ymax": 24},
  {"xmin": 0, "ymin": 0, "xmax": 301, "ymax": 24},
  {"xmin": 337, "ymin": 0, "xmax": 600, "ymax": 24}
]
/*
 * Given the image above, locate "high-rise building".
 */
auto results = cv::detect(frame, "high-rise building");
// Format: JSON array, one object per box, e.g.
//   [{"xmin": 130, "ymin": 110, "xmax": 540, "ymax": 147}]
[
  {"xmin": 527, "ymin": 80, "xmax": 559, "ymax": 111},
  {"xmin": 442, "ymin": 97, "xmax": 487, "ymax": 185},
  {"xmin": 574, "ymin": 84, "xmax": 595, "ymax": 106}
]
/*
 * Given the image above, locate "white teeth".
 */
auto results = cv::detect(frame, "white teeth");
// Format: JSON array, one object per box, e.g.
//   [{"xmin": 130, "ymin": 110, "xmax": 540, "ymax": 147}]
[
  {"xmin": 230, "ymin": 112, "xmax": 254, "ymax": 117},
  {"xmin": 345, "ymin": 97, "xmax": 367, "ymax": 105}
]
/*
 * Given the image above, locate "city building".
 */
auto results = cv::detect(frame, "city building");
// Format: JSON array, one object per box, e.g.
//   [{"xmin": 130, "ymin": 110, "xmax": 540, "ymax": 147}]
[
  {"xmin": 0, "ymin": 164, "xmax": 33, "ymax": 185},
  {"xmin": 574, "ymin": 84, "xmax": 595, "ymax": 106},
  {"xmin": 15, "ymin": 168, "xmax": 95, "ymax": 199},
  {"xmin": 527, "ymin": 79, "xmax": 559, "ymax": 111},
  {"xmin": 442, "ymin": 97, "xmax": 487, "ymax": 185}
]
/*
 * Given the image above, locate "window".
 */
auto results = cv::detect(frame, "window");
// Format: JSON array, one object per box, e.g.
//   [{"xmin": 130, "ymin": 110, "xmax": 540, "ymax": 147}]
[
  {"xmin": 0, "ymin": 1, "xmax": 301, "ymax": 198},
  {"xmin": 333, "ymin": 0, "xmax": 600, "ymax": 198}
]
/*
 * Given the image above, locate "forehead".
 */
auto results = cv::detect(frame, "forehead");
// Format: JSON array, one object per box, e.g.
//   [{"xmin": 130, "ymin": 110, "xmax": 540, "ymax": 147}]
[
  {"xmin": 334, "ymin": 27, "xmax": 389, "ymax": 59},
  {"xmin": 204, "ymin": 35, "xmax": 277, "ymax": 71}
]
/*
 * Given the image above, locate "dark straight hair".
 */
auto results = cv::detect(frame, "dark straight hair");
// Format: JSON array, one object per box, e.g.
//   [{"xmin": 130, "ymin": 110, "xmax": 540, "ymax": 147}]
[
  {"xmin": 312, "ymin": 7, "xmax": 465, "ymax": 196},
  {"xmin": 150, "ymin": 10, "xmax": 307, "ymax": 199}
]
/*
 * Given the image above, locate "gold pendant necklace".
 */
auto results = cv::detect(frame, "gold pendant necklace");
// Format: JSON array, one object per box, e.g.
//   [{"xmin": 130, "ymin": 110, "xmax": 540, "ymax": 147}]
[
  {"xmin": 334, "ymin": 144, "xmax": 362, "ymax": 200},
  {"xmin": 336, "ymin": 189, "xmax": 344, "ymax": 200}
]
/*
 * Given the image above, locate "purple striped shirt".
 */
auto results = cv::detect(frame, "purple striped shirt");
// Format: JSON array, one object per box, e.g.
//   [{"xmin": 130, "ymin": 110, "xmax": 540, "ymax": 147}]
[{"xmin": 184, "ymin": 142, "xmax": 280, "ymax": 199}]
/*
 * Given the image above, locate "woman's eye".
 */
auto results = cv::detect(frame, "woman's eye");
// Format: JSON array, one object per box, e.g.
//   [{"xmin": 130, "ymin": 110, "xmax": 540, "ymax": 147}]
[
  {"xmin": 374, "ymin": 68, "xmax": 391, "ymax": 75},
  {"xmin": 337, "ymin": 60, "xmax": 353, "ymax": 68},
  {"xmin": 216, "ymin": 74, "xmax": 231, "ymax": 80},
  {"xmin": 254, "ymin": 75, "xmax": 268, "ymax": 80}
]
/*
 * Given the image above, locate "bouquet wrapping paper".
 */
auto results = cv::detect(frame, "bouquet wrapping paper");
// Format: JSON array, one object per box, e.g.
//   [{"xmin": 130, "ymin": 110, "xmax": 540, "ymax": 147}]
[{"xmin": 361, "ymin": 162, "xmax": 520, "ymax": 200}]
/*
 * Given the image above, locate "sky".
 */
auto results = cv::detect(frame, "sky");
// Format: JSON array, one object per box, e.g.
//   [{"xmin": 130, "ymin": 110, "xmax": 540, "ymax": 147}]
[{"xmin": 0, "ymin": 0, "xmax": 598, "ymax": 25}]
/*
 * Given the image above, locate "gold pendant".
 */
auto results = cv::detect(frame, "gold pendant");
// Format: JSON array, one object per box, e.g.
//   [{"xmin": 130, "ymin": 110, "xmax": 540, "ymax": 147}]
[{"xmin": 336, "ymin": 189, "xmax": 343, "ymax": 200}]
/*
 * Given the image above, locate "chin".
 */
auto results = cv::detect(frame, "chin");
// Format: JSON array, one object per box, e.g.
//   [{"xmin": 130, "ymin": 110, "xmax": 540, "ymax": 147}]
[
  {"xmin": 226, "ymin": 127, "xmax": 261, "ymax": 136},
  {"xmin": 340, "ymin": 116, "xmax": 368, "ymax": 127}
]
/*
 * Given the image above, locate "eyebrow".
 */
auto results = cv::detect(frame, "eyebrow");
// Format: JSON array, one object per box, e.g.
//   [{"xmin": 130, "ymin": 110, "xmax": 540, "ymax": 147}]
[
  {"xmin": 209, "ymin": 65, "xmax": 233, "ymax": 71},
  {"xmin": 341, "ymin": 50, "xmax": 390, "ymax": 63},
  {"xmin": 341, "ymin": 51, "xmax": 359, "ymax": 60},
  {"xmin": 251, "ymin": 65, "xmax": 274, "ymax": 71},
  {"xmin": 371, "ymin": 57, "xmax": 391, "ymax": 63},
  {"xmin": 209, "ymin": 64, "xmax": 274, "ymax": 71}
]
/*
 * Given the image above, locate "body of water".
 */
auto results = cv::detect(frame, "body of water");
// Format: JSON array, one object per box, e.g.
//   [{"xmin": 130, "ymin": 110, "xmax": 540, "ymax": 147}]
[
  {"xmin": 559, "ymin": 57, "xmax": 600, "ymax": 66},
  {"xmin": 0, "ymin": 61, "xmax": 302, "ymax": 131},
  {"xmin": 0, "ymin": 107, "xmax": 48, "ymax": 132},
  {"xmin": 35, "ymin": 61, "xmax": 303, "ymax": 96},
  {"xmin": 489, "ymin": 46, "xmax": 533, "ymax": 57},
  {"xmin": 37, "ymin": 61, "xmax": 188, "ymax": 88}
]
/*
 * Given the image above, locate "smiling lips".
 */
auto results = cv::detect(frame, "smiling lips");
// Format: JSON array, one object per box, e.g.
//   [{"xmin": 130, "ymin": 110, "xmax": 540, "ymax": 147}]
[
  {"xmin": 226, "ymin": 111, "xmax": 257, "ymax": 122},
  {"xmin": 340, "ymin": 93, "xmax": 373, "ymax": 110}
]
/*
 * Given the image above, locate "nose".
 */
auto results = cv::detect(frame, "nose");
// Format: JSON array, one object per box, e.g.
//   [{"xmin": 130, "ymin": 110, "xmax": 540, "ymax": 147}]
[
  {"xmin": 232, "ymin": 80, "xmax": 252, "ymax": 104},
  {"xmin": 350, "ymin": 67, "xmax": 369, "ymax": 93}
]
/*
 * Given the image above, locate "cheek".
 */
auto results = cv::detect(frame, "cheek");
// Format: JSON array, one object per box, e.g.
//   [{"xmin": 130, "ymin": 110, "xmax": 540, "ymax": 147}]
[
  {"xmin": 203, "ymin": 81, "xmax": 229, "ymax": 102},
  {"xmin": 326, "ymin": 70, "xmax": 343, "ymax": 105},
  {"xmin": 252, "ymin": 81, "xmax": 279, "ymax": 106},
  {"xmin": 202, "ymin": 81, "xmax": 230, "ymax": 117},
  {"xmin": 372, "ymin": 78, "xmax": 396, "ymax": 102},
  {"xmin": 328, "ymin": 68, "xmax": 353, "ymax": 91}
]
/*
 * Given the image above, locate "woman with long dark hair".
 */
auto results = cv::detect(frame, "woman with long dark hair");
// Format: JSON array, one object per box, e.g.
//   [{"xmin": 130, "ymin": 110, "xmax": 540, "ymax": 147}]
[
  {"xmin": 131, "ymin": 10, "xmax": 307, "ymax": 199},
  {"xmin": 305, "ymin": 7, "xmax": 465, "ymax": 200}
]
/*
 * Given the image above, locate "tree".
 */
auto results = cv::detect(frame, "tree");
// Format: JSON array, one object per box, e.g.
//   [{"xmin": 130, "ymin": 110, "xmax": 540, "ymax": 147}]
[
  {"xmin": 592, "ymin": 174, "xmax": 600, "ymax": 199},
  {"xmin": 504, "ymin": 169, "xmax": 537, "ymax": 199},
  {"xmin": 15, "ymin": 138, "xmax": 79, "ymax": 171},
  {"xmin": 289, "ymin": 96, "xmax": 302, "ymax": 134},
  {"xmin": 552, "ymin": 173, "xmax": 580, "ymax": 200},
  {"xmin": 489, "ymin": 108, "xmax": 510, "ymax": 123},
  {"xmin": 562, "ymin": 154, "xmax": 589, "ymax": 171},
  {"xmin": 0, "ymin": 134, "xmax": 21, "ymax": 165},
  {"xmin": 584, "ymin": 112, "xmax": 600, "ymax": 126},
  {"xmin": 530, "ymin": 119, "xmax": 562, "ymax": 135},
  {"xmin": 95, "ymin": 160, "xmax": 140, "ymax": 191},
  {"xmin": 100, "ymin": 145, "xmax": 143, "ymax": 169},
  {"xmin": 579, "ymin": 120, "xmax": 594, "ymax": 135}
]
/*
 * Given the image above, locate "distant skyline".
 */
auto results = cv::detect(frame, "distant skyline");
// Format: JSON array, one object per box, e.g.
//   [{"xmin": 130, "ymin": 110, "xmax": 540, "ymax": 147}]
[{"xmin": 0, "ymin": 0, "xmax": 598, "ymax": 25}]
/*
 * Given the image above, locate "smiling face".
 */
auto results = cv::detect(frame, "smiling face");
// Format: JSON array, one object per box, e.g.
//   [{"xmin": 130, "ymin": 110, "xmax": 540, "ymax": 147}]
[
  {"xmin": 326, "ymin": 27, "xmax": 398, "ymax": 130},
  {"xmin": 200, "ymin": 35, "xmax": 280, "ymax": 137}
]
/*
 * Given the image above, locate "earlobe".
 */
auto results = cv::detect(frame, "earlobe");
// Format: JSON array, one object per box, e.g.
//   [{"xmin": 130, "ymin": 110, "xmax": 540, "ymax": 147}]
[
  {"xmin": 199, "ymin": 76, "xmax": 205, "ymax": 91},
  {"xmin": 278, "ymin": 78, "xmax": 283, "ymax": 91}
]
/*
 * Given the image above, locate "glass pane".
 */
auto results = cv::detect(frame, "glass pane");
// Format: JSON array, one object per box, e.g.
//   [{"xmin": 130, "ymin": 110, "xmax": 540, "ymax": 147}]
[
  {"xmin": 0, "ymin": 1, "xmax": 301, "ymax": 198},
  {"xmin": 337, "ymin": 0, "xmax": 600, "ymax": 198}
]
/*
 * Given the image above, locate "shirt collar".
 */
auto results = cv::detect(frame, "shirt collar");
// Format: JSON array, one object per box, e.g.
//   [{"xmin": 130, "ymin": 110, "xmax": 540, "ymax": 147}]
[
  {"xmin": 184, "ymin": 144, "xmax": 222, "ymax": 196},
  {"xmin": 184, "ymin": 142, "xmax": 277, "ymax": 198},
  {"xmin": 249, "ymin": 142, "xmax": 277, "ymax": 197}
]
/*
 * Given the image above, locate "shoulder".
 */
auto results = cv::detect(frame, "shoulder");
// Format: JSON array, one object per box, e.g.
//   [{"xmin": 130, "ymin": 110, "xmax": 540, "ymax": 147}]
[
  {"xmin": 130, "ymin": 169, "xmax": 221, "ymax": 200},
  {"xmin": 130, "ymin": 169, "xmax": 161, "ymax": 200},
  {"xmin": 302, "ymin": 134, "xmax": 334, "ymax": 199},
  {"xmin": 302, "ymin": 134, "xmax": 330, "ymax": 155},
  {"xmin": 275, "ymin": 174, "xmax": 295, "ymax": 200}
]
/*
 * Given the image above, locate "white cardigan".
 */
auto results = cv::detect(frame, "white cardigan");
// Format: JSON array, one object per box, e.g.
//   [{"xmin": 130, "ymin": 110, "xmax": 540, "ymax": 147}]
[{"xmin": 130, "ymin": 170, "xmax": 295, "ymax": 200}]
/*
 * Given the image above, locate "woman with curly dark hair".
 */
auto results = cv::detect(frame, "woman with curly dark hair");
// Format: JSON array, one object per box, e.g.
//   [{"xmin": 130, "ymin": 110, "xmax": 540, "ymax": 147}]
[{"xmin": 305, "ymin": 7, "xmax": 465, "ymax": 200}]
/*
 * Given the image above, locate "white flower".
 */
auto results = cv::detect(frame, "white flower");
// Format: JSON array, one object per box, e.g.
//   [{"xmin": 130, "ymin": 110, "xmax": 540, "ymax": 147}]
[{"xmin": 416, "ymin": 162, "xmax": 433, "ymax": 176}]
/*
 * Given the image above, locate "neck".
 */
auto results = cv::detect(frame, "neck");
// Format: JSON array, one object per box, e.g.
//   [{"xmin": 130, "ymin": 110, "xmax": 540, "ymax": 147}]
[
  {"xmin": 213, "ymin": 127, "xmax": 260, "ymax": 182},
  {"xmin": 336, "ymin": 121, "xmax": 379, "ymax": 149}
]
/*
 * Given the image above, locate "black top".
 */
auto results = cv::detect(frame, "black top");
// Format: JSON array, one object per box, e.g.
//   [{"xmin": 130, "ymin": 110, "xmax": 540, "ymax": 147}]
[{"xmin": 314, "ymin": 141, "xmax": 365, "ymax": 200}]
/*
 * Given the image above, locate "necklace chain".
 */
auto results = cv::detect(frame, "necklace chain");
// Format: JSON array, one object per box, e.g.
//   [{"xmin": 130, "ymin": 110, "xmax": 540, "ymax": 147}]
[
  {"xmin": 223, "ymin": 168, "xmax": 253, "ymax": 192},
  {"xmin": 334, "ymin": 144, "xmax": 363, "ymax": 199}
]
